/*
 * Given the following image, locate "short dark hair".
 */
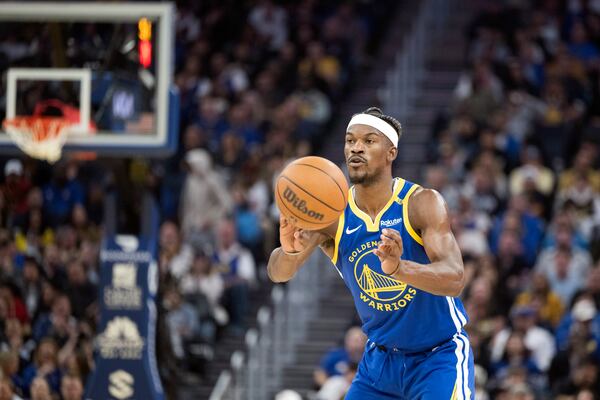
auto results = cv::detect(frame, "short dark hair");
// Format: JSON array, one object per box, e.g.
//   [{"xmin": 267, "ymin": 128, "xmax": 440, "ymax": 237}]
[{"xmin": 360, "ymin": 107, "xmax": 402, "ymax": 140}]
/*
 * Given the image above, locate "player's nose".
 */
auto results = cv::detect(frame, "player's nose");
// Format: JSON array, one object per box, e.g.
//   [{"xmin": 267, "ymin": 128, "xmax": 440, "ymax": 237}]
[{"xmin": 350, "ymin": 142, "xmax": 365, "ymax": 153}]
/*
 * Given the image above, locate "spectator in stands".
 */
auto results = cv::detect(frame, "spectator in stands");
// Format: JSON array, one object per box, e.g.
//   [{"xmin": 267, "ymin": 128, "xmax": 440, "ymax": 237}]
[
  {"xmin": 473, "ymin": 365, "xmax": 490, "ymax": 400},
  {"xmin": 536, "ymin": 225, "xmax": 592, "ymax": 304},
  {"xmin": 41, "ymin": 244, "xmax": 66, "ymax": 291},
  {"xmin": 159, "ymin": 220, "xmax": 193, "ymax": 281},
  {"xmin": 298, "ymin": 41, "xmax": 341, "ymax": 97},
  {"xmin": 291, "ymin": 74, "xmax": 332, "ymax": 141},
  {"xmin": 554, "ymin": 296, "xmax": 600, "ymax": 354},
  {"xmin": 554, "ymin": 356, "xmax": 600, "ymax": 397},
  {"xmin": 491, "ymin": 305, "xmax": 555, "ymax": 372},
  {"xmin": 551, "ymin": 303, "xmax": 600, "ymax": 397},
  {"xmin": 509, "ymin": 146, "xmax": 555, "ymax": 197},
  {"xmin": 64, "ymin": 260, "xmax": 95, "ymax": 320},
  {"xmin": 541, "ymin": 211, "xmax": 588, "ymax": 252},
  {"xmin": 0, "ymin": 319, "xmax": 28, "ymax": 362},
  {"xmin": 322, "ymin": 3, "xmax": 367, "ymax": 67},
  {"xmin": 0, "ymin": 284, "xmax": 28, "ymax": 325},
  {"xmin": 214, "ymin": 133, "xmax": 247, "ymax": 183},
  {"xmin": 0, "ymin": 351, "xmax": 21, "ymax": 397},
  {"xmin": 316, "ymin": 362, "xmax": 357, "ymax": 400},
  {"xmin": 35, "ymin": 282, "xmax": 58, "ymax": 324},
  {"xmin": 462, "ymin": 164, "xmax": 504, "ymax": 216},
  {"xmin": 453, "ymin": 61, "xmax": 503, "ymax": 123},
  {"xmin": 227, "ymin": 104, "xmax": 263, "ymax": 147},
  {"xmin": 568, "ymin": 21, "xmax": 600, "ymax": 64},
  {"xmin": 60, "ymin": 374, "xmax": 83, "ymax": 400},
  {"xmin": 585, "ymin": 266, "xmax": 600, "ymax": 309},
  {"xmin": 248, "ymin": 0, "xmax": 288, "ymax": 51},
  {"xmin": 196, "ymin": 98, "xmax": 230, "ymax": 152},
  {"xmin": 32, "ymin": 294, "xmax": 75, "ymax": 344},
  {"xmin": 78, "ymin": 240, "xmax": 99, "ymax": 285},
  {"xmin": 532, "ymin": 79, "xmax": 584, "ymax": 169},
  {"xmin": 514, "ymin": 272, "xmax": 564, "ymax": 328},
  {"xmin": 42, "ymin": 163, "xmax": 84, "ymax": 227},
  {"xmin": 275, "ymin": 390, "xmax": 302, "ymax": 400},
  {"xmin": 180, "ymin": 149, "xmax": 233, "ymax": 251},
  {"xmin": 213, "ymin": 219, "xmax": 255, "ymax": 335},
  {"xmin": 313, "ymin": 326, "xmax": 366, "ymax": 388},
  {"xmin": 1, "ymin": 159, "xmax": 30, "ymax": 228},
  {"xmin": 19, "ymin": 257, "xmax": 43, "ymax": 318},
  {"xmin": 164, "ymin": 286, "xmax": 202, "ymax": 359},
  {"xmin": 425, "ymin": 165, "xmax": 461, "ymax": 211},
  {"xmin": 180, "ymin": 250, "xmax": 227, "ymax": 327},
  {"xmin": 55, "ymin": 226, "xmax": 77, "ymax": 259},
  {"xmin": 556, "ymin": 173, "xmax": 599, "ymax": 225},
  {"xmin": 70, "ymin": 204, "xmax": 98, "ymax": 243},
  {"xmin": 489, "ymin": 332, "xmax": 543, "ymax": 390},
  {"xmin": 559, "ymin": 147, "xmax": 600, "ymax": 194},
  {"xmin": 29, "ymin": 377, "xmax": 51, "ymax": 400},
  {"xmin": 464, "ymin": 276, "xmax": 498, "ymax": 332},
  {"xmin": 538, "ymin": 248, "xmax": 587, "ymax": 305},
  {"xmin": 231, "ymin": 180, "xmax": 264, "ymax": 262},
  {"xmin": 490, "ymin": 195, "xmax": 545, "ymax": 267},
  {"xmin": 492, "ymin": 229, "xmax": 528, "ymax": 311},
  {"xmin": 20, "ymin": 338, "xmax": 61, "ymax": 397},
  {"xmin": 0, "ymin": 378, "xmax": 21, "ymax": 400}
]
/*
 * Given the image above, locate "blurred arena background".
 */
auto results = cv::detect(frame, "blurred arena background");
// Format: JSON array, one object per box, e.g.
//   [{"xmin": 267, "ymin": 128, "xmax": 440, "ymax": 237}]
[{"xmin": 0, "ymin": 0, "xmax": 599, "ymax": 399}]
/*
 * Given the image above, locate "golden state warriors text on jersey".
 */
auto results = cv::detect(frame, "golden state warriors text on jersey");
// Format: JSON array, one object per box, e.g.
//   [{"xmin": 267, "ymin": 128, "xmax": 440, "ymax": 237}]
[
  {"xmin": 349, "ymin": 242, "xmax": 416, "ymax": 311},
  {"xmin": 331, "ymin": 178, "xmax": 469, "ymax": 352}
]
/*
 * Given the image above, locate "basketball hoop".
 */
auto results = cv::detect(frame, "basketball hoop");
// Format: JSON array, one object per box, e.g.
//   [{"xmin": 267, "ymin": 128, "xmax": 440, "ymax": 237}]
[
  {"xmin": 2, "ymin": 116, "xmax": 71, "ymax": 163},
  {"xmin": 2, "ymin": 99, "xmax": 82, "ymax": 163}
]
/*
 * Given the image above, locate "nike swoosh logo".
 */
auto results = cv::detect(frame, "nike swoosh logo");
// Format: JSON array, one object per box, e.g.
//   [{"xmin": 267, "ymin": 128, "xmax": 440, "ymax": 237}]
[{"xmin": 345, "ymin": 225, "xmax": 362, "ymax": 234}]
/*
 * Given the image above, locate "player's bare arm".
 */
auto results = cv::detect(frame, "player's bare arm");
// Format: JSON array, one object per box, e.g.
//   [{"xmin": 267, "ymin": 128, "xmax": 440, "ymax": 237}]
[
  {"xmin": 374, "ymin": 188, "xmax": 465, "ymax": 297},
  {"xmin": 267, "ymin": 216, "xmax": 337, "ymax": 283}
]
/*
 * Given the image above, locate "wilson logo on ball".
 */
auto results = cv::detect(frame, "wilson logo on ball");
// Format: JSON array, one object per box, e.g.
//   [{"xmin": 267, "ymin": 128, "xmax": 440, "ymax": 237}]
[{"xmin": 283, "ymin": 187, "xmax": 324, "ymax": 221}]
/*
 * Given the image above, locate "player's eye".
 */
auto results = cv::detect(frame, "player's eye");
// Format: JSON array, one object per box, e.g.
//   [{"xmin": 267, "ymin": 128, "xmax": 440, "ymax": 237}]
[
  {"xmin": 366, "ymin": 139, "xmax": 374, "ymax": 144},
  {"xmin": 346, "ymin": 138, "xmax": 354, "ymax": 144}
]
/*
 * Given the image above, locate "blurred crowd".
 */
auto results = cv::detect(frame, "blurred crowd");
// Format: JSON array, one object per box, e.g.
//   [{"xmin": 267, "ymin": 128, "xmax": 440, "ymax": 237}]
[
  {"xmin": 309, "ymin": 1, "xmax": 600, "ymax": 400},
  {"xmin": 0, "ymin": 0, "xmax": 395, "ymax": 398},
  {"xmin": 0, "ymin": 158, "xmax": 99, "ymax": 400},
  {"xmin": 433, "ymin": 1, "xmax": 600, "ymax": 399}
]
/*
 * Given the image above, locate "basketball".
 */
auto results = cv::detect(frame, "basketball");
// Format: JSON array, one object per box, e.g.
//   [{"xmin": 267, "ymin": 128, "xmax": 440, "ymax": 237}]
[{"xmin": 275, "ymin": 156, "xmax": 349, "ymax": 230}]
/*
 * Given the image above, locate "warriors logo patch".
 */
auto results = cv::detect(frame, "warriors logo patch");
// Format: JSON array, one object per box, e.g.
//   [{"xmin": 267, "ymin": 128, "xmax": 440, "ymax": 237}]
[{"xmin": 353, "ymin": 248, "xmax": 416, "ymax": 312}]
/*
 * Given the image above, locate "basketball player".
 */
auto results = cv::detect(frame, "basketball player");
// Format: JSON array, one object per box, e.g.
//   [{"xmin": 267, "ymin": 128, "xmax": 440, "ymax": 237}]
[{"xmin": 267, "ymin": 107, "xmax": 474, "ymax": 399}]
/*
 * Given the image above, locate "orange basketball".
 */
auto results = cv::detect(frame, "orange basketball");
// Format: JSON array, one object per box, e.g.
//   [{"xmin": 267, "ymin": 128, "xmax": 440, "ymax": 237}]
[{"xmin": 275, "ymin": 156, "xmax": 349, "ymax": 230}]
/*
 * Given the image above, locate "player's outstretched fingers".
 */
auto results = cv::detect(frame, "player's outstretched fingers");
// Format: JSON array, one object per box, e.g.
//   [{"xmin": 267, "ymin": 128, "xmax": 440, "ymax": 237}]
[
  {"xmin": 382, "ymin": 228, "xmax": 403, "ymax": 255},
  {"xmin": 374, "ymin": 239, "xmax": 391, "ymax": 261},
  {"xmin": 373, "ymin": 247, "xmax": 384, "ymax": 262},
  {"xmin": 382, "ymin": 228, "xmax": 401, "ymax": 242},
  {"xmin": 379, "ymin": 234, "xmax": 396, "ymax": 253}
]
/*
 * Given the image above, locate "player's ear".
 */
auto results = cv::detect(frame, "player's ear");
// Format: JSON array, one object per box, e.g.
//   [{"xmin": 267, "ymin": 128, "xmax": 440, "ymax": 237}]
[{"xmin": 387, "ymin": 145, "xmax": 397, "ymax": 163}]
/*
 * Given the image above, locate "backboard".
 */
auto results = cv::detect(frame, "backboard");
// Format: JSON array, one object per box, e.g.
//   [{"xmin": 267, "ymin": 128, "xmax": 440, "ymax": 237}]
[{"xmin": 0, "ymin": 2, "xmax": 178, "ymax": 158}]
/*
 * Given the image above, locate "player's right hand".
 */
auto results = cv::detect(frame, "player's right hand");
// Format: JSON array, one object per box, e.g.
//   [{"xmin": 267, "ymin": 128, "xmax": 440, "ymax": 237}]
[{"xmin": 279, "ymin": 215, "xmax": 321, "ymax": 254}]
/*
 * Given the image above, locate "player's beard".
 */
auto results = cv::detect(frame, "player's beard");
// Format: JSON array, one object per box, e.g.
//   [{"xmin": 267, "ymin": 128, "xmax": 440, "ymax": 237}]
[{"xmin": 349, "ymin": 165, "xmax": 383, "ymax": 186}]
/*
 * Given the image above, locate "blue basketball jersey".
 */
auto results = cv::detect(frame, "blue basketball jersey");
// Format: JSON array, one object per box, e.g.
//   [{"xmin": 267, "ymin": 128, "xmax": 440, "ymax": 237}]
[{"xmin": 330, "ymin": 178, "xmax": 468, "ymax": 352}]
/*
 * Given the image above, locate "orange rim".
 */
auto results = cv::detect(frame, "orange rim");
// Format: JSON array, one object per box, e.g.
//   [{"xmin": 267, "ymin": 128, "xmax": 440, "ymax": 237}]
[{"xmin": 3, "ymin": 116, "xmax": 72, "ymax": 141}]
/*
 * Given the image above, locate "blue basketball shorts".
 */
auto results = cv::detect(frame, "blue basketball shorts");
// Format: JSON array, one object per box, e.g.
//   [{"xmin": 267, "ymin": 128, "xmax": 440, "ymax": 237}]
[{"xmin": 346, "ymin": 331, "xmax": 474, "ymax": 400}]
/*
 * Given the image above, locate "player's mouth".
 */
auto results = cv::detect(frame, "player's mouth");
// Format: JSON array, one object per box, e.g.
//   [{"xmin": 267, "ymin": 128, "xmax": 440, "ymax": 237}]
[{"xmin": 348, "ymin": 156, "xmax": 366, "ymax": 167}]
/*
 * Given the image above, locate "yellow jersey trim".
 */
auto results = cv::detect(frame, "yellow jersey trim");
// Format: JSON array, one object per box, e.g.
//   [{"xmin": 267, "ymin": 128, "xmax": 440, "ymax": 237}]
[
  {"xmin": 331, "ymin": 211, "xmax": 345, "ymax": 265},
  {"xmin": 402, "ymin": 184, "xmax": 424, "ymax": 246},
  {"xmin": 348, "ymin": 178, "xmax": 405, "ymax": 232},
  {"xmin": 450, "ymin": 382, "xmax": 457, "ymax": 400}
]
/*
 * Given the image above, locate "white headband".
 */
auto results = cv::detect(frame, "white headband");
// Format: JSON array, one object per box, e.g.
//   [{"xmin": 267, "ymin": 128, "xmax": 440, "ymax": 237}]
[{"xmin": 346, "ymin": 113, "xmax": 398, "ymax": 147}]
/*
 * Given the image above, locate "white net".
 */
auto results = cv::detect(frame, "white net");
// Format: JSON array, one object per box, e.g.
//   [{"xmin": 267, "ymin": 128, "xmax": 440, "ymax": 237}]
[{"xmin": 3, "ymin": 117, "xmax": 71, "ymax": 163}]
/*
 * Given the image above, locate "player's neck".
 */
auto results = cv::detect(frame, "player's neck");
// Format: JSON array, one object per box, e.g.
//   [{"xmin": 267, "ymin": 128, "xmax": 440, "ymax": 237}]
[{"xmin": 354, "ymin": 176, "xmax": 394, "ymax": 220}]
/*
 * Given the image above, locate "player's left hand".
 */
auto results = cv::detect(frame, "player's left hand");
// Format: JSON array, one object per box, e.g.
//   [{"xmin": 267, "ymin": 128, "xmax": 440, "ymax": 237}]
[{"xmin": 374, "ymin": 228, "xmax": 403, "ymax": 276}]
